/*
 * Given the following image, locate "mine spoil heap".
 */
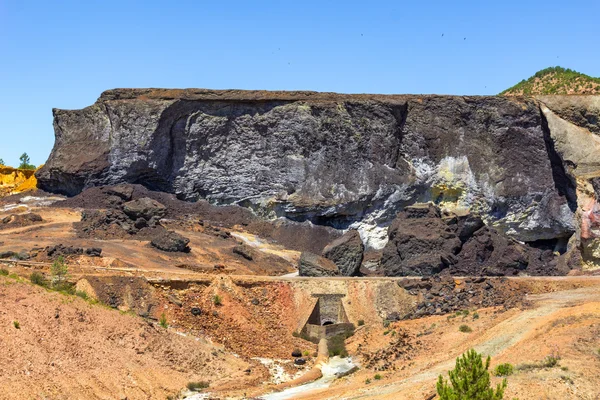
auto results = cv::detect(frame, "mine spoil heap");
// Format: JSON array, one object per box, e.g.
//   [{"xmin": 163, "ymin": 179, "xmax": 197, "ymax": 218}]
[{"xmin": 36, "ymin": 89, "xmax": 600, "ymax": 275}]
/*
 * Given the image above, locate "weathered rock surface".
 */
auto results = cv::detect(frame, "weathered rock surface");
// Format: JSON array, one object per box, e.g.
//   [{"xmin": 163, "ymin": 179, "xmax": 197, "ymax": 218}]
[
  {"xmin": 150, "ymin": 230, "xmax": 190, "ymax": 253},
  {"xmin": 322, "ymin": 230, "xmax": 364, "ymax": 276},
  {"xmin": 123, "ymin": 197, "xmax": 167, "ymax": 220},
  {"xmin": 382, "ymin": 204, "xmax": 566, "ymax": 276},
  {"xmin": 298, "ymin": 252, "xmax": 339, "ymax": 277},
  {"xmin": 37, "ymin": 90, "xmax": 579, "ymax": 251},
  {"xmin": 381, "ymin": 204, "xmax": 462, "ymax": 276},
  {"xmin": 37, "ymin": 89, "xmax": 600, "ymax": 273}
]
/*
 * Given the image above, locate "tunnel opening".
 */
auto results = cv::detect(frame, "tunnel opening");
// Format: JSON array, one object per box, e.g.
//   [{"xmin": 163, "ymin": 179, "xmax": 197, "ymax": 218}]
[{"xmin": 322, "ymin": 320, "xmax": 334, "ymax": 326}]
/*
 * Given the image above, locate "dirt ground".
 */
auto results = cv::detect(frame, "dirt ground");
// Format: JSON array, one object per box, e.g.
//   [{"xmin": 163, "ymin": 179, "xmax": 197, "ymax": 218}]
[
  {"xmin": 2, "ymin": 192, "xmax": 600, "ymax": 399},
  {"xmin": 0, "ymin": 275, "xmax": 260, "ymax": 400},
  {"xmin": 290, "ymin": 283, "xmax": 600, "ymax": 400}
]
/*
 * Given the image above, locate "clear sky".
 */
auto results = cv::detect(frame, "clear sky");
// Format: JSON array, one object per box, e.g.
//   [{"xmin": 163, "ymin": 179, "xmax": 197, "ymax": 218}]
[{"xmin": 1, "ymin": 0, "xmax": 599, "ymax": 167}]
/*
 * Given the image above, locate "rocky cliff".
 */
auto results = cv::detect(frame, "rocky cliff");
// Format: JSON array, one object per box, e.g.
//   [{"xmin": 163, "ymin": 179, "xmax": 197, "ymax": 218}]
[{"xmin": 36, "ymin": 90, "xmax": 600, "ymax": 272}]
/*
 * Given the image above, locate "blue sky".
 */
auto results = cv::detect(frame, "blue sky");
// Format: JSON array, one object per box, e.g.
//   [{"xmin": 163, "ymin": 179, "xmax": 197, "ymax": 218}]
[{"xmin": 1, "ymin": 0, "xmax": 599, "ymax": 166}]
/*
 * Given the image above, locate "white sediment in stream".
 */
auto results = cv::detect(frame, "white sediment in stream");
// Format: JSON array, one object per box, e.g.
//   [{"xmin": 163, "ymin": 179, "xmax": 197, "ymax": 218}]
[{"xmin": 259, "ymin": 356, "xmax": 356, "ymax": 400}]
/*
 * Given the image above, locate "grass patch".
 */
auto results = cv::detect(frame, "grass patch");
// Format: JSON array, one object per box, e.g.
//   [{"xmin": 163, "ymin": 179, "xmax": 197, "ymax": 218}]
[
  {"xmin": 493, "ymin": 363, "xmax": 514, "ymax": 376},
  {"xmin": 516, "ymin": 352, "xmax": 561, "ymax": 372},
  {"xmin": 186, "ymin": 381, "xmax": 209, "ymax": 391},
  {"xmin": 328, "ymin": 333, "xmax": 348, "ymax": 358},
  {"xmin": 75, "ymin": 290, "xmax": 89, "ymax": 300},
  {"xmin": 159, "ymin": 313, "xmax": 168, "ymax": 328},
  {"xmin": 357, "ymin": 319, "xmax": 365, "ymax": 326},
  {"xmin": 30, "ymin": 271, "xmax": 47, "ymax": 287},
  {"xmin": 374, "ymin": 374, "xmax": 382, "ymax": 380},
  {"xmin": 13, "ymin": 320, "xmax": 20, "ymax": 329},
  {"xmin": 458, "ymin": 324, "xmax": 472, "ymax": 333},
  {"xmin": 212, "ymin": 294, "xmax": 222, "ymax": 306},
  {"xmin": 0, "ymin": 268, "xmax": 9, "ymax": 276}
]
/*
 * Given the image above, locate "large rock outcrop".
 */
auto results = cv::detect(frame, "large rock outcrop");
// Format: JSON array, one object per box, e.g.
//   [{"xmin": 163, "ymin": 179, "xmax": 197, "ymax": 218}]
[
  {"xmin": 36, "ymin": 89, "xmax": 600, "ymax": 273},
  {"xmin": 322, "ymin": 230, "xmax": 364, "ymax": 276},
  {"xmin": 382, "ymin": 204, "xmax": 565, "ymax": 276}
]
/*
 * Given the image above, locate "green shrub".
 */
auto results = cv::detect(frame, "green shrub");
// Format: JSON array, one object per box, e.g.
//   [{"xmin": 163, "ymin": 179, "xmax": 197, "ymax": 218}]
[
  {"xmin": 459, "ymin": 324, "xmax": 472, "ymax": 333},
  {"xmin": 186, "ymin": 381, "xmax": 209, "ymax": 391},
  {"xmin": 374, "ymin": 374, "xmax": 382, "ymax": 380},
  {"xmin": 358, "ymin": 319, "xmax": 365, "ymax": 326},
  {"xmin": 542, "ymin": 354, "xmax": 560, "ymax": 368},
  {"xmin": 50, "ymin": 256, "xmax": 69, "ymax": 288},
  {"xmin": 493, "ymin": 363, "xmax": 514, "ymax": 377},
  {"xmin": 0, "ymin": 268, "xmax": 8, "ymax": 276},
  {"xmin": 365, "ymin": 378, "xmax": 371, "ymax": 384},
  {"xmin": 437, "ymin": 349, "xmax": 507, "ymax": 400},
  {"xmin": 213, "ymin": 294, "xmax": 222, "ymax": 306},
  {"xmin": 30, "ymin": 271, "xmax": 47, "ymax": 286},
  {"xmin": 159, "ymin": 313, "xmax": 168, "ymax": 328},
  {"xmin": 75, "ymin": 291, "xmax": 89, "ymax": 300},
  {"xmin": 473, "ymin": 312, "xmax": 480, "ymax": 320},
  {"xmin": 13, "ymin": 320, "xmax": 20, "ymax": 329},
  {"xmin": 328, "ymin": 334, "xmax": 348, "ymax": 358},
  {"xmin": 383, "ymin": 320, "xmax": 391, "ymax": 328}
]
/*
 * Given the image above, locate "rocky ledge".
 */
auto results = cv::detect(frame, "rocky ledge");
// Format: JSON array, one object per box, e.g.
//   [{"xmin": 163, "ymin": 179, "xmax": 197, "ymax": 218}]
[{"xmin": 36, "ymin": 90, "xmax": 600, "ymax": 274}]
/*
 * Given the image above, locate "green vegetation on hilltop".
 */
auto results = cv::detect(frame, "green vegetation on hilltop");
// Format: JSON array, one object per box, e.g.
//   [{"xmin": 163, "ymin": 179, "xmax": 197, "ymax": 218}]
[
  {"xmin": 501, "ymin": 66, "xmax": 600, "ymax": 96},
  {"xmin": 18, "ymin": 153, "xmax": 36, "ymax": 170}
]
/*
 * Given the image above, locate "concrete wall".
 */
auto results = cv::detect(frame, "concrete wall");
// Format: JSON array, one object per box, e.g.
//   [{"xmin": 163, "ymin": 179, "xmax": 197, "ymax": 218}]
[{"xmin": 303, "ymin": 322, "xmax": 354, "ymax": 341}]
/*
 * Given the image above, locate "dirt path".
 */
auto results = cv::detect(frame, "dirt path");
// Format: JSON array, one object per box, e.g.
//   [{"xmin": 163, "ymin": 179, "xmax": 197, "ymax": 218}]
[{"xmin": 290, "ymin": 285, "xmax": 600, "ymax": 399}]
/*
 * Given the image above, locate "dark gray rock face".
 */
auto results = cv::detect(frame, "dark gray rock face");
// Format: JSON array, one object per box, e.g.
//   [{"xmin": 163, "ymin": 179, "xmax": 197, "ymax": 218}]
[
  {"xmin": 322, "ymin": 230, "xmax": 364, "ymax": 276},
  {"xmin": 37, "ymin": 89, "xmax": 577, "ymax": 252},
  {"xmin": 382, "ymin": 203, "xmax": 565, "ymax": 276},
  {"xmin": 381, "ymin": 204, "xmax": 462, "ymax": 276},
  {"xmin": 298, "ymin": 252, "xmax": 339, "ymax": 277}
]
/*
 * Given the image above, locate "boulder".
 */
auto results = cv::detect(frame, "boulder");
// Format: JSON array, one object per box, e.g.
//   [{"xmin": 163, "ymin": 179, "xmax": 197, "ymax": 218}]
[
  {"xmin": 298, "ymin": 252, "xmax": 339, "ymax": 277},
  {"xmin": 322, "ymin": 230, "xmax": 364, "ymax": 276},
  {"xmin": 150, "ymin": 230, "xmax": 190, "ymax": 252},
  {"xmin": 232, "ymin": 244, "xmax": 254, "ymax": 260},
  {"xmin": 123, "ymin": 197, "xmax": 166, "ymax": 221},
  {"xmin": 105, "ymin": 184, "xmax": 134, "ymax": 201},
  {"xmin": 452, "ymin": 226, "xmax": 529, "ymax": 276},
  {"xmin": 85, "ymin": 247, "xmax": 102, "ymax": 257},
  {"xmin": 382, "ymin": 204, "xmax": 564, "ymax": 276}
]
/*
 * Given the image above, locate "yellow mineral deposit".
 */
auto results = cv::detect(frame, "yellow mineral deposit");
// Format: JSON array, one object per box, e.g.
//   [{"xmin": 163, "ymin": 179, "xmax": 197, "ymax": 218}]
[{"xmin": 0, "ymin": 165, "xmax": 38, "ymax": 196}]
